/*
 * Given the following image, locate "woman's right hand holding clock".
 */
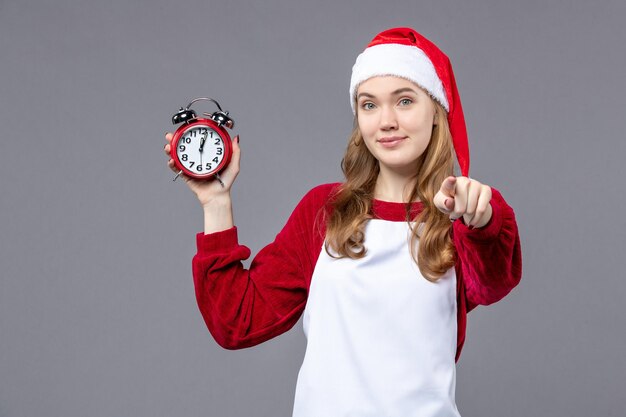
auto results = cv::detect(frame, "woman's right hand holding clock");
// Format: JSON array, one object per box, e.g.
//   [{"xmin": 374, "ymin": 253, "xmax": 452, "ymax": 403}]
[{"xmin": 164, "ymin": 132, "xmax": 241, "ymax": 234}]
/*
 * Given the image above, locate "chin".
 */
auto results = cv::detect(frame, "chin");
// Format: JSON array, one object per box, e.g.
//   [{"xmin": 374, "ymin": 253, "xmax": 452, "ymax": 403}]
[{"xmin": 380, "ymin": 160, "xmax": 420, "ymax": 174}]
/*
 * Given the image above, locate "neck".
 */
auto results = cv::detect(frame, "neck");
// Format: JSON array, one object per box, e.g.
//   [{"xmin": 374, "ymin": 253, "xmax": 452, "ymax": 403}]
[{"xmin": 373, "ymin": 167, "xmax": 419, "ymax": 203}]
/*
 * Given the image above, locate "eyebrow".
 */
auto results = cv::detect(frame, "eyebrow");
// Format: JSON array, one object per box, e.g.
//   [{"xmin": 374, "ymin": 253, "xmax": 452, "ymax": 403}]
[{"xmin": 356, "ymin": 87, "xmax": 419, "ymax": 100}]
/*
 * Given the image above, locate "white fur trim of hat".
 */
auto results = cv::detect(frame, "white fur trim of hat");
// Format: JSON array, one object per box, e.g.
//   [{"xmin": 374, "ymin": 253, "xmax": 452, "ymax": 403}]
[{"xmin": 349, "ymin": 43, "xmax": 449, "ymax": 114}]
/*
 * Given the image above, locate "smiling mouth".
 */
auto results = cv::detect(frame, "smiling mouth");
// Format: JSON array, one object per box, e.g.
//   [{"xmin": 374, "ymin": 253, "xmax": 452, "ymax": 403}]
[{"xmin": 377, "ymin": 136, "xmax": 406, "ymax": 147}]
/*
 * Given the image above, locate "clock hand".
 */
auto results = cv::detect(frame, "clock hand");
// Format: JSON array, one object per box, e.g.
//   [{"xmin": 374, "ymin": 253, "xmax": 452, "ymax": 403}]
[{"xmin": 199, "ymin": 131, "xmax": 208, "ymax": 153}]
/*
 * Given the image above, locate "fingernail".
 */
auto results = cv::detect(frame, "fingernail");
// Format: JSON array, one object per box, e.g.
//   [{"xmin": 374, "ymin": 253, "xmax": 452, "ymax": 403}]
[
  {"xmin": 450, "ymin": 217, "xmax": 457, "ymax": 222},
  {"xmin": 235, "ymin": 135, "xmax": 240, "ymax": 143}
]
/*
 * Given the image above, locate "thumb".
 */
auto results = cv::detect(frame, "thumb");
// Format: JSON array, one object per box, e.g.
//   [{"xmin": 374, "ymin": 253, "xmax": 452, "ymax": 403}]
[{"xmin": 219, "ymin": 134, "xmax": 241, "ymax": 182}]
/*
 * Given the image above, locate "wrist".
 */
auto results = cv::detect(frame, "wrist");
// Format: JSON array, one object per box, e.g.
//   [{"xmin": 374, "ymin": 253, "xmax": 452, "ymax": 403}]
[
  {"xmin": 200, "ymin": 193, "xmax": 231, "ymax": 211},
  {"xmin": 202, "ymin": 195, "xmax": 234, "ymax": 235}
]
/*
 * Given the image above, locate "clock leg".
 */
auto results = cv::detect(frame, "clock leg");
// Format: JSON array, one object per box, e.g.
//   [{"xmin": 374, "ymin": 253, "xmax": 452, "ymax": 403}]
[{"xmin": 214, "ymin": 173, "xmax": 225, "ymax": 188}]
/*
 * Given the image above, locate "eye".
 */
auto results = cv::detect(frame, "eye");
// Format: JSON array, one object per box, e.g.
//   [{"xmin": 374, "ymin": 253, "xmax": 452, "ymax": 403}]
[
  {"xmin": 360, "ymin": 101, "xmax": 376, "ymax": 110},
  {"xmin": 398, "ymin": 98, "xmax": 413, "ymax": 106}
]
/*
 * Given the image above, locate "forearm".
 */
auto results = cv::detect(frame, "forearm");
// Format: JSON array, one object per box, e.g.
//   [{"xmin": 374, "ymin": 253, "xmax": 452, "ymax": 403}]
[
  {"xmin": 454, "ymin": 188, "xmax": 522, "ymax": 305},
  {"xmin": 202, "ymin": 195, "xmax": 234, "ymax": 234}
]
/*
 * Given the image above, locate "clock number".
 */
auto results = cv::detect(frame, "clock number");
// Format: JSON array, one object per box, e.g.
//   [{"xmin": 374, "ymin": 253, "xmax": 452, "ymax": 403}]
[
  {"xmin": 191, "ymin": 130, "xmax": 197, "ymax": 137},
  {"xmin": 216, "ymin": 147, "xmax": 223, "ymax": 155},
  {"xmin": 196, "ymin": 164, "xmax": 203, "ymax": 172},
  {"xmin": 202, "ymin": 129, "xmax": 208, "ymax": 135},
  {"xmin": 189, "ymin": 161, "xmax": 195, "ymax": 168},
  {"xmin": 205, "ymin": 163, "xmax": 212, "ymax": 170},
  {"xmin": 212, "ymin": 157, "xmax": 219, "ymax": 163},
  {"xmin": 182, "ymin": 154, "xmax": 188, "ymax": 161},
  {"xmin": 210, "ymin": 131, "xmax": 214, "ymax": 137},
  {"xmin": 178, "ymin": 145, "xmax": 186, "ymax": 152},
  {"xmin": 214, "ymin": 137, "xmax": 221, "ymax": 145},
  {"xmin": 182, "ymin": 137, "xmax": 191, "ymax": 144}
]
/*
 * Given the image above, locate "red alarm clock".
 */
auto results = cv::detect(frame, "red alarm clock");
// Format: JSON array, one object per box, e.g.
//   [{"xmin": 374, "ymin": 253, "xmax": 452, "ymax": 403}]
[{"xmin": 170, "ymin": 97, "xmax": 235, "ymax": 185}]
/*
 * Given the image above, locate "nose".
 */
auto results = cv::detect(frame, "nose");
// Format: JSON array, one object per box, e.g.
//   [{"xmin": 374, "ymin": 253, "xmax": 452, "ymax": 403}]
[{"xmin": 379, "ymin": 105, "xmax": 398, "ymax": 131}]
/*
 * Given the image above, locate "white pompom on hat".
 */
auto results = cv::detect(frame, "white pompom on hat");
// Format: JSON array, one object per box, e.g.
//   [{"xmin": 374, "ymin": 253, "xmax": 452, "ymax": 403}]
[{"xmin": 349, "ymin": 27, "xmax": 470, "ymax": 177}]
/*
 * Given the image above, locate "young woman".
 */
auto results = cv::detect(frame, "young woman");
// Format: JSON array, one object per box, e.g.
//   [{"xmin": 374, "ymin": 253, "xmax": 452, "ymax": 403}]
[{"xmin": 164, "ymin": 27, "xmax": 522, "ymax": 417}]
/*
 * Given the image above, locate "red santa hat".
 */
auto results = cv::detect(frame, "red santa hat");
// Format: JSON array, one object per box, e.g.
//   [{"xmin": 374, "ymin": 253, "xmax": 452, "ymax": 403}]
[{"xmin": 350, "ymin": 27, "xmax": 470, "ymax": 177}]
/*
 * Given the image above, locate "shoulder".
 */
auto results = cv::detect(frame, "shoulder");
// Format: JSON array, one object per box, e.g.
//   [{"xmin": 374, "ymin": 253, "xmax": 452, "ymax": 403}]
[
  {"xmin": 306, "ymin": 182, "xmax": 342, "ymax": 197},
  {"xmin": 275, "ymin": 184, "xmax": 341, "ymax": 246},
  {"xmin": 300, "ymin": 183, "xmax": 342, "ymax": 204},
  {"xmin": 286, "ymin": 183, "xmax": 341, "ymax": 229}
]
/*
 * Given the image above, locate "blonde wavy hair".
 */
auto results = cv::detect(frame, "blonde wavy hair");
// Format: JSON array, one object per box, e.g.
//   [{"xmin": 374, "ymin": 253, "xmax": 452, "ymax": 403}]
[{"xmin": 324, "ymin": 100, "xmax": 456, "ymax": 282}]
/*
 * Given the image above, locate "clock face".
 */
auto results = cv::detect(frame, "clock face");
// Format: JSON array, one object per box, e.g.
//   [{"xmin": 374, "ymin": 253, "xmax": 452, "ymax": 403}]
[{"xmin": 175, "ymin": 124, "xmax": 227, "ymax": 177}]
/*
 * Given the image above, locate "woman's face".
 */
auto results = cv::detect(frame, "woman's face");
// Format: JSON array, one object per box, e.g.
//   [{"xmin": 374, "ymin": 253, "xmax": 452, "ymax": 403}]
[{"xmin": 356, "ymin": 76, "xmax": 437, "ymax": 177}]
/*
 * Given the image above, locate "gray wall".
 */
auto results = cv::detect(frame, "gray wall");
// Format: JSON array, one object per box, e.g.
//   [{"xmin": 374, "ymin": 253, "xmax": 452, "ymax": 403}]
[{"xmin": 1, "ymin": 0, "xmax": 624, "ymax": 416}]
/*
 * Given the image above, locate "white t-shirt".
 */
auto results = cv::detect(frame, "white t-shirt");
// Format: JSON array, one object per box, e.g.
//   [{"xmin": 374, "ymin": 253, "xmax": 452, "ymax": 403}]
[{"xmin": 293, "ymin": 219, "xmax": 460, "ymax": 417}]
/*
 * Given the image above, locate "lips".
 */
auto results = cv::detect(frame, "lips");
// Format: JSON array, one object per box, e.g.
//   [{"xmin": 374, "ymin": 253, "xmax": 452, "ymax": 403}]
[{"xmin": 377, "ymin": 136, "xmax": 407, "ymax": 148}]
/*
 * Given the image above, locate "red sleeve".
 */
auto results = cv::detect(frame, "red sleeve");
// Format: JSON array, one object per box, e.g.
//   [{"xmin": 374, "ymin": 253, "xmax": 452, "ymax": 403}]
[
  {"xmin": 453, "ymin": 188, "xmax": 522, "ymax": 310},
  {"xmin": 191, "ymin": 184, "xmax": 336, "ymax": 349}
]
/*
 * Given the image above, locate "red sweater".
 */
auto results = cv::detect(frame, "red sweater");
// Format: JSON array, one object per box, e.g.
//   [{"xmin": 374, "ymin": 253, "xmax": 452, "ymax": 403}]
[{"xmin": 192, "ymin": 183, "xmax": 522, "ymax": 362}]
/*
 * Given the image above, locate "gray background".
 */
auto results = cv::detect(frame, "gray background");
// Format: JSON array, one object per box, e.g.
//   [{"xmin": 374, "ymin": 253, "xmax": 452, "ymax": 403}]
[{"xmin": 1, "ymin": 0, "xmax": 624, "ymax": 416}]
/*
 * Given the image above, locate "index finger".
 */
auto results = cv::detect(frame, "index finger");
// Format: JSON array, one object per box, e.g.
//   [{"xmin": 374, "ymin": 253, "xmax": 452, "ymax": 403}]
[{"xmin": 439, "ymin": 176, "xmax": 457, "ymax": 197}]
